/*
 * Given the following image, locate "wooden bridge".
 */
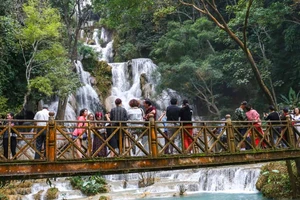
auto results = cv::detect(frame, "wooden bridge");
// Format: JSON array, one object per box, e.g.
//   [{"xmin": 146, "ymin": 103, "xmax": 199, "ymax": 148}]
[{"xmin": 0, "ymin": 112, "xmax": 300, "ymax": 180}]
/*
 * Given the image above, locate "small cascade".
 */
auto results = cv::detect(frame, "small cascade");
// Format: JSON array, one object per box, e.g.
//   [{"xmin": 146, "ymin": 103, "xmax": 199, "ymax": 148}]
[
  {"xmin": 106, "ymin": 58, "xmax": 181, "ymax": 113},
  {"xmin": 108, "ymin": 59, "xmax": 158, "ymax": 110},
  {"xmin": 21, "ymin": 164, "xmax": 263, "ymax": 200},
  {"xmin": 86, "ymin": 28, "xmax": 114, "ymax": 62},
  {"xmin": 105, "ymin": 165, "xmax": 261, "ymax": 193},
  {"xmin": 74, "ymin": 61, "xmax": 103, "ymax": 113},
  {"xmin": 24, "ymin": 178, "xmax": 83, "ymax": 200},
  {"xmin": 102, "ymin": 164, "xmax": 262, "ymax": 199}
]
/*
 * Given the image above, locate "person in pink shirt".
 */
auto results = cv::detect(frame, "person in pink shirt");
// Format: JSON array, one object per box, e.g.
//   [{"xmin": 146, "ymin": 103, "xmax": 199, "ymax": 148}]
[
  {"xmin": 245, "ymin": 104, "xmax": 264, "ymax": 147},
  {"xmin": 72, "ymin": 108, "xmax": 88, "ymax": 158}
]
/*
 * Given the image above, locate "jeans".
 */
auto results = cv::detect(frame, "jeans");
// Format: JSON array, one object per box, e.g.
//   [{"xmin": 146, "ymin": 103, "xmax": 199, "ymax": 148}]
[{"xmin": 34, "ymin": 128, "xmax": 47, "ymax": 159}]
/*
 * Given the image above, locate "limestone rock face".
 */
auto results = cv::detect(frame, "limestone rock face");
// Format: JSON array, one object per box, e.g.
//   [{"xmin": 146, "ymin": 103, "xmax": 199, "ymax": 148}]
[{"xmin": 140, "ymin": 73, "xmax": 153, "ymax": 98}]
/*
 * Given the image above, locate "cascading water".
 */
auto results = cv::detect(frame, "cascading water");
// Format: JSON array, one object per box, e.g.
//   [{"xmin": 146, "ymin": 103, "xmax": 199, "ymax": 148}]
[
  {"xmin": 87, "ymin": 28, "xmax": 113, "ymax": 62},
  {"xmin": 103, "ymin": 164, "xmax": 263, "ymax": 199},
  {"xmin": 108, "ymin": 59, "xmax": 159, "ymax": 110},
  {"xmin": 74, "ymin": 61, "xmax": 103, "ymax": 113}
]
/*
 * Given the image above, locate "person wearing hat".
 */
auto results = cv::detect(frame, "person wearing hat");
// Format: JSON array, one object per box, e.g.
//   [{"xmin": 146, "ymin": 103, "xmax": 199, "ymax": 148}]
[
  {"xmin": 33, "ymin": 104, "xmax": 49, "ymax": 159},
  {"xmin": 233, "ymin": 101, "xmax": 248, "ymax": 150},
  {"xmin": 179, "ymin": 99, "xmax": 193, "ymax": 153}
]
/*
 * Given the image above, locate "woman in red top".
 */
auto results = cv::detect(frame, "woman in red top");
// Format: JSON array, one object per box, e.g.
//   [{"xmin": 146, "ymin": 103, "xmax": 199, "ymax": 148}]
[
  {"xmin": 72, "ymin": 108, "xmax": 88, "ymax": 158},
  {"xmin": 245, "ymin": 105, "xmax": 264, "ymax": 147}
]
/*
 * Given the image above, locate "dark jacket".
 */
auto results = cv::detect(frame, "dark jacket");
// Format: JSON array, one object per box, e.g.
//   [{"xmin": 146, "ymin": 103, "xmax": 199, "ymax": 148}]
[{"xmin": 179, "ymin": 105, "xmax": 193, "ymax": 121}]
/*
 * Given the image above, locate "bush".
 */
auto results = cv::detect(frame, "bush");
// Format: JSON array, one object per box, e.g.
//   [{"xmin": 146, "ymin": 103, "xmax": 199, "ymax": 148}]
[{"xmin": 70, "ymin": 175, "xmax": 108, "ymax": 196}]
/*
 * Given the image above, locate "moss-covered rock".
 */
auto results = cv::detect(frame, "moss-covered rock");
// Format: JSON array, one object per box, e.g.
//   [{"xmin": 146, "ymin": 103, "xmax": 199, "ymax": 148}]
[
  {"xmin": 92, "ymin": 61, "xmax": 113, "ymax": 104},
  {"xmin": 0, "ymin": 180, "xmax": 33, "ymax": 199},
  {"xmin": 256, "ymin": 161, "xmax": 300, "ymax": 199},
  {"xmin": 46, "ymin": 187, "xmax": 59, "ymax": 199}
]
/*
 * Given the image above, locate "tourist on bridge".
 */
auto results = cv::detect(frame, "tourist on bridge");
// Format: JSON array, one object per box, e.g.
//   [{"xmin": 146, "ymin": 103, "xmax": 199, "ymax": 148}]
[
  {"xmin": 291, "ymin": 107, "xmax": 300, "ymax": 142},
  {"xmin": 245, "ymin": 104, "xmax": 265, "ymax": 148},
  {"xmin": 264, "ymin": 105, "xmax": 281, "ymax": 145},
  {"xmin": 34, "ymin": 104, "xmax": 49, "ymax": 159},
  {"xmin": 127, "ymin": 99, "xmax": 145, "ymax": 155},
  {"xmin": 110, "ymin": 98, "xmax": 128, "ymax": 154},
  {"xmin": 166, "ymin": 98, "xmax": 180, "ymax": 154},
  {"xmin": 233, "ymin": 101, "xmax": 249, "ymax": 150},
  {"xmin": 179, "ymin": 99, "xmax": 193, "ymax": 153},
  {"xmin": 2, "ymin": 112, "xmax": 17, "ymax": 159},
  {"xmin": 72, "ymin": 108, "xmax": 88, "ymax": 158},
  {"xmin": 92, "ymin": 112, "xmax": 107, "ymax": 157},
  {"xmin": 279, "ymin": 108, "xmax": 289, "ymax": 148},
  {"xmin": 143, "ymin": 99, "xmax": 157, "ymax": 121},
  {"xmin": 103, "ymin": 112, "xmax": 118, "ymax": 157}
]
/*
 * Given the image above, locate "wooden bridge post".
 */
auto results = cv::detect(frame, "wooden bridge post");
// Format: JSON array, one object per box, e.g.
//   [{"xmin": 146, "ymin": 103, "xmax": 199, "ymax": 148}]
[
  {"xmin": 286, "ymin": 115, "xmax": 295, "ymax": 148},
  {"xmin": 225, "ymin": 114, "xmax": 236, "ymax": 153},
  {"xmin": 149, "ymin": 114, "xmax": 158, "ymax": 157},
  {"xmin": 47, "ymin": 112, "xmax": 56, "ymax": 162}
]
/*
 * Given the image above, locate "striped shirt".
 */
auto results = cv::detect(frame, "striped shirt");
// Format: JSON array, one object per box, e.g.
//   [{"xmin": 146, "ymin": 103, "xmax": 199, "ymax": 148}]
[{"xmin": 110, "ymin": 106, "xmax": 128, "ymax": 125}]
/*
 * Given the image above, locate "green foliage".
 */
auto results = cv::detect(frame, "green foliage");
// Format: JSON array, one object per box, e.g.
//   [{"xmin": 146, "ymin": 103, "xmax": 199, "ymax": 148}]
[
  {"xmin": 279, "ymin": 87, "xmax": 300, "ymax": 109},
  {"xmin": 94, "ymin": 0, "xmax": 154, "ymax": 29},
  {"xmin": 70, "ymin": 175, "xmax": 108, "ymax": 196},
  {"xmin": 16, "ymin": 0, "xmax": 80, "ymax": 107},
  {"xmin": 0, "ymin": 193, "xmax": 8, "ymax": 200},
  {"xmin": 151, "ymin": 18, "xmax": 217, "ymax": 64},
  {"xmin": 29, "ymin": 77, "xmax": 53, "ymax": 96},
  {"xmin": 21, "ymin": 0, "xmax": 61, "ymax": 43},
  {"xmin": 114, "ymin": 42, "xmax": 139, "ymax": 62},
  {"xmin": 79, "ymin": 42, "xmax": 100, "ymax": 73},
  {"xmin": 0, "ymin": 16, "xmax": 26, "ymax": 112}
]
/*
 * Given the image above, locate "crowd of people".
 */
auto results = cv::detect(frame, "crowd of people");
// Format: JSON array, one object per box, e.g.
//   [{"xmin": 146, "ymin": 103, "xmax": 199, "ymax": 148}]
[
  {"xmin": 232, "ymin": 101, "xmax": 300, "ymax": 150},
  {"xmin": 2, "ymin": 98, "xmax": 300, "ymax": 159},
  {"xmin": 70, "ymin": 97, "xmax": 193, "ymax": 158}
]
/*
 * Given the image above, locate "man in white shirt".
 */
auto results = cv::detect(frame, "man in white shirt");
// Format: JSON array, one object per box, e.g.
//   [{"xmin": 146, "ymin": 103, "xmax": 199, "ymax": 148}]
[{"xmin": 34, "ymin": 104, "xmax": 49, "ymax": 159}]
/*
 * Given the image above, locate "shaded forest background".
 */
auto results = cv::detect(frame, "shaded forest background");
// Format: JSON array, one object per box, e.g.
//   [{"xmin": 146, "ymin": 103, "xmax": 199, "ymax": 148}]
[{"xmin": 1, "ymin": 0, "xmax": 300, "ymax": 119}]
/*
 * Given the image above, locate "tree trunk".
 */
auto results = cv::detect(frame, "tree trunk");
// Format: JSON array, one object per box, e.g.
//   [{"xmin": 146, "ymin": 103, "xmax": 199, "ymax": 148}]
[
  {"xmin": 286, "ymin": 160, "xmax": 297, "ymax": 198},
  {"xmin": 56, "ymin": 97, "xmax": 68, "ymax": 120}
]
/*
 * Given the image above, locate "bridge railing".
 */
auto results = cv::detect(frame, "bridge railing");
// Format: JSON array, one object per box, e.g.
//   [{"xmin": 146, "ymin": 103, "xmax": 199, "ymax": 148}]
[{"xmin": 0, "ymin": 113, "xmax": 299, "ymax": 162}]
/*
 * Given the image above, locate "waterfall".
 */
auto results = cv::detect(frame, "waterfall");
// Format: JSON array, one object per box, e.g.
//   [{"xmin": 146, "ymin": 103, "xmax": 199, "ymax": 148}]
[
  {"xmin": 105, "ymin": 164, "xmax": 262, "ymax": 193},
  {"xmin": 107, "ymin": 59, "xmax": 158, "ymax": 110},
  {"xmin": 22, "ymin": 164, "xmax": 262, "ymax": 200},
  {"xmin": 87, "ymin": 28, "xmax": 114, "ymax": 62},
  {"xmin": 74, "ymin": 61, "xmax": 103, "ymax": 113}
]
